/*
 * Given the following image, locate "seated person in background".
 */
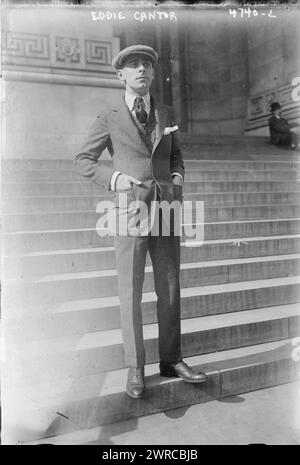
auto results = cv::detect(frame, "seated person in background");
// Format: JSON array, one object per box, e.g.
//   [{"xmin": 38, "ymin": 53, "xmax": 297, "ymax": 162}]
[{"xmin": 268, "ymin": 102, "xmax": 300, "ymax": 150}]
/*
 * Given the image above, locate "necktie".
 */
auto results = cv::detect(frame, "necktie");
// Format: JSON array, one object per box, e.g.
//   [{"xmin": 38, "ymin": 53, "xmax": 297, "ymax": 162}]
[{"xmin": 133, "ymin": 97, "xmax": 148, "ymax": 126}]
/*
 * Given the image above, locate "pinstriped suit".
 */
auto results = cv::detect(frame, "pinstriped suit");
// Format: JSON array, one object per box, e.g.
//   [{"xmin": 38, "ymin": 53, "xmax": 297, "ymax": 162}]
[{"xmin": 75, "ymin": 95, "xmax": 184, "ymax": 367}]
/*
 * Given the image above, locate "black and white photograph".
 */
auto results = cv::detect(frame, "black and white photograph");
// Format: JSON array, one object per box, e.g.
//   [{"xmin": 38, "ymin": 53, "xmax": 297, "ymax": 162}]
[{"xmin": 1, "ymin": 0, "xmax": 300, "ymax": 447}]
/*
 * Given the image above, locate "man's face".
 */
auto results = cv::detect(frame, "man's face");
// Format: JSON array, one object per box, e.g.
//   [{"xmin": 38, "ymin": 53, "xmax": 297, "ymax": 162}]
[
  {"xmin": 274, "ymin": 108, "xmax": 282, "ymax": 117},
  {"xmin": 117, "ymin": 54, "xmax": 155, "ymax": 95}
]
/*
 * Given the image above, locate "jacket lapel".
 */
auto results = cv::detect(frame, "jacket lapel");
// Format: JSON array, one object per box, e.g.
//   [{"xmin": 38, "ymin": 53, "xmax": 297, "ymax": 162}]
[
  {"xmin": 113, "ymin": 97, "xmax": 150, "ymax": 151},
  {"xmin": 152, "ymin": 99, "xmax": 168, "ymax": 155},
  {"xmin": 111, "ymin": 96, "xmax": 168, "ymax": 155}
]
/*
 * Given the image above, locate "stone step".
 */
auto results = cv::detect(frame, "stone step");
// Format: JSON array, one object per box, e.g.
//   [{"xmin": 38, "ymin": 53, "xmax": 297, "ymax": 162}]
[
  {"xmin": 188, "ymin": 153, "xmax": 300, "ymax": 161},
  {"xmin": 4, "ymin": 180, "xmax": 300, "ymax": 196},
  {"xmin": 185, "ymin": 171, "xmax": 300, "ymax": 181},
  {"xmin": 5, "ymin": 276, "xmax": 300, "ymax": 337},
  {"xmin": 182, "ymin": 151, "xmax": 300, "ymax": 161},
  {"xmin": 192, "ymin": 147, "xmax": 300, "ymax": 158},
  {"xmin": 2, "ymin": 140, "xmax": 300, "ymax": 445},
  {"xmin": 180, "ymin": 134, "xmax": 271, "ymax": 146},
  {"xmin": 4, "ymin": 254, "xmax": 300, "ymax": 307},
  {"xmin": 5, "ymin": 235, "xmax": 300, "ymax": 279},
  {"xmin": 4, "ymin": 145, "xmax": 299, "ymax": 170},
  {"xmin": 178, "ymin": 136, "xmax": 300, "ymax": 158},
  {"xmin": 4, "ymin": 219, "xmax": 300, "ymax": 254},
  {"xmin": 185, "ymin": 160, "xmax": 300, "ymax": 171},
  {"xmin": 4, "ymin": 305, "xmax": 299, "ymax": 389},
  {"xmin": 181, "ymin": 142, "xmax": 291, "ymax": 152},
  {"xmin": 3, "ymin": 339, "xmax": 299, "ymax": 444},
  {"xmin": 4, "ymin": 271, "xmax": 300, "ymax": 338},
  {"xmin": 3, "ymin": 157, "xmax": 300, "ymax": 172},
  {"xmin": 3, "ymin": 168, "xmax": 300, "ymax": 182},
  {"xmin": 3, "ymin": 256, "xmax": 299, "ymax": 314},
  {"xmin": 3, "ymin": 191, "xmax": 300, "ymax": 214},
  {"xmin": 3, "ymin": 205, "xmax": 300, "ymax": 233}
]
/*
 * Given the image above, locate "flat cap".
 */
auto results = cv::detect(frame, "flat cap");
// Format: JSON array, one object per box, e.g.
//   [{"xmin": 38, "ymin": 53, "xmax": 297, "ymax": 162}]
[{"xmin": 112, "ymin": 45, "xmax": 159, "ymax": 69}]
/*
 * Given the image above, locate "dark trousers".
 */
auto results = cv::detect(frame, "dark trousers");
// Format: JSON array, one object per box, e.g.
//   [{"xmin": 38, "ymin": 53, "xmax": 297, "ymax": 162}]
[
  {"xmin": 114, "ymin": 223, "xmax": 182, "ymax": 368},
  {"xmin": 272, "ymin": 131, "xmax": 298, "ymax": 147}
]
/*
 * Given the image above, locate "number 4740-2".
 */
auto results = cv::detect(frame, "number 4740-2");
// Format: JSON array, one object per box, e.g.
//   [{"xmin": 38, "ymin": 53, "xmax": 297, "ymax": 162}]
[{"xmin": 229, "ymin": 8, "xmax": 277, "ymax": 19}]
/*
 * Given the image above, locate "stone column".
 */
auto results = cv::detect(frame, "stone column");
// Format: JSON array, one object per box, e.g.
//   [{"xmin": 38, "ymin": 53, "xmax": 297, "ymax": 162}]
[
  {"xmin": 168, "ymin": 22, "xmax": 191, "ymax": 132},
  {"xmin": 246, "ymin": 7, "xmax": 300, "ymax": 135}
]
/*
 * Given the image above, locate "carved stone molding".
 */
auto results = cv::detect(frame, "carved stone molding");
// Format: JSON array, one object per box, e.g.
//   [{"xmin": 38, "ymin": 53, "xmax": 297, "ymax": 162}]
[
  {"xmin": 249, "ymin": 96, "xmax": 264, "ymax": 118},
  {"xmin": 2, "ymin": 31, "xmax": 116, "ymax": 76},
  {"xmin": 246, "ymin": 83, "xmax": 300, "ymax": 131},
  {"xmin": 2, "ymin": 32, "xmax": 50, "ymax": 62},
  {"xmin": 3, "ymin": 70, "xmax": 123, "ymax": 89},
  {"xmin": 55, "ymin": 37, "xmax": 80, "ymax": 64},
  {"xmin": 85, "ymin": 40, "xmax": 112, "ymax": 66}
]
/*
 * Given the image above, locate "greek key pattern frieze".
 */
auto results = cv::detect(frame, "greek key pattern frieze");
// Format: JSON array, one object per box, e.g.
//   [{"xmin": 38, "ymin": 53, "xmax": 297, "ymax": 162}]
[
  {"xmin": 3, "ymin": 32, "xmax": 49, "ymax": 60},
  {"xmin": 85, "ymin": 40, "xmax": 112, "ymax": 65},
  {"xmin": 249, "ymin": 85, "xmax": 295, "ymax": 119},
  {"xmin": 2, "ymin": 32, "xmax": 115, "ymax": 74},
  {"xmin": 247, "ymin": 83, "xmax": 299, "ymax": 130}
]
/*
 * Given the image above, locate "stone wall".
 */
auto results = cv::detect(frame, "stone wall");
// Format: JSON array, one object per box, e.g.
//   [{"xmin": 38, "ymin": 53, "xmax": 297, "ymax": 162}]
[{"xmin": 2, "ymin": 6, "xmax": 123, "ymax": 159}]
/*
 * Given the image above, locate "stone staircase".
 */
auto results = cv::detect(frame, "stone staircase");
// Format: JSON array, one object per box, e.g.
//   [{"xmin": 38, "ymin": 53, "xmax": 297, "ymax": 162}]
[{"xmin": 1, "ymin": 135, "xmax": 300, "ymax": 445}]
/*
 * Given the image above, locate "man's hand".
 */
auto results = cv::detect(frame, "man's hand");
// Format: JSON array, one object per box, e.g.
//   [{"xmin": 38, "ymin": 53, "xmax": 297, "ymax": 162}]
[
  {"xmin": 172, "ymin": 175, "xmax": 183, "ymax": 186},
  {"xmin": 115, "ymin": 174, "xmax": 142, "ymax": 192}
]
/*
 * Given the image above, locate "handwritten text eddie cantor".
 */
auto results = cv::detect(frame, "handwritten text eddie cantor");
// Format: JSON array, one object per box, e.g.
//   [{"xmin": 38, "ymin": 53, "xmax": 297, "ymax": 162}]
[{"xmin": 91, "ymin": 10, "xmax": 178, "ymax": 22}]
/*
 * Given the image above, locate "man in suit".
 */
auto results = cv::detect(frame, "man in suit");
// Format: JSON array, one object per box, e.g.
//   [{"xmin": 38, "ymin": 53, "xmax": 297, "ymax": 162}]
[
  {"xmin": 268, "ymin": 102, "xmax": 300, "ymax": 150},
  {"xmin": 75, "ymin": 45, "xmax": 208, "ymax": 398}
]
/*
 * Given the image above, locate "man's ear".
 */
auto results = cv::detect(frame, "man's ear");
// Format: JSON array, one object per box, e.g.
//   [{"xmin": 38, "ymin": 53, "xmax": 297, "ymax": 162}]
[
  {"xmin": 152, "ymin": 65, "xmax": 156, "ymax": 78},
  {"xmin": 116, "ymin": 69, "xmax": 125, "ymax": 82}
]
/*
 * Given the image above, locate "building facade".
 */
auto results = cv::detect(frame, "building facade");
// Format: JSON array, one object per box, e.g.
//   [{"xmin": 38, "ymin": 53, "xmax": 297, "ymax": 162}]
[{"xmin": 2, "ymin": 4, "xmax": 300, "ymax": 160}]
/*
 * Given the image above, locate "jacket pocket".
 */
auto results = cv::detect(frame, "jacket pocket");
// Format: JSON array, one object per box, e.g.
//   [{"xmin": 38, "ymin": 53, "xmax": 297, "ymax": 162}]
[{"xmin": 114, "ymin": 188, "xmax": 136, "ymax": 208}]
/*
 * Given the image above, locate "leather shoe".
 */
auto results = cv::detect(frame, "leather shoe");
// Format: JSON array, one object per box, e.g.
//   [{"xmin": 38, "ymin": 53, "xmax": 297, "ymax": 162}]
[
  {"xmin": 126, "ymin": 367, "xmax": 145, "ymax": 398},
  {"xmin": 160, "ymin": 360, "xmax": 208, "ymax": 384}
]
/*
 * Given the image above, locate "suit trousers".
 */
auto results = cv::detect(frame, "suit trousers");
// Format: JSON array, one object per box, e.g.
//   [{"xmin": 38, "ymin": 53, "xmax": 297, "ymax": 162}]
[{"xmin": 114, "ymin": 210, "xmax": 182, "ymax": 368}]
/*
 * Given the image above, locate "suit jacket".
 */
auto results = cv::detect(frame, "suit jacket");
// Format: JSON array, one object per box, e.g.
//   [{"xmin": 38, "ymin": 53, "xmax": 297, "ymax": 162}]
[
  {"xmin": 75, "ymin": 96, "xmax": 185, "ymax": 234},
  {"xmin": 268, "ymin": 115, "xmax": 292, "ymax": 145}
]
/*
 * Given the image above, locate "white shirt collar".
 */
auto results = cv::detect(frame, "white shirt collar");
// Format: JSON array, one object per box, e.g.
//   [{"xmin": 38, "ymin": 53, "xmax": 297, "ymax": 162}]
[{"xmin": 125, "ymin": 91, "xmax": 151, "ymax": 114}]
